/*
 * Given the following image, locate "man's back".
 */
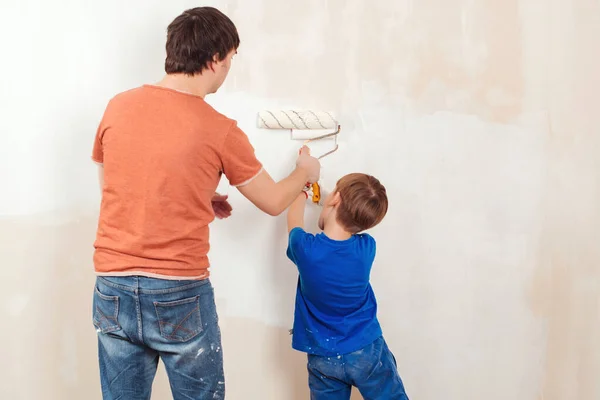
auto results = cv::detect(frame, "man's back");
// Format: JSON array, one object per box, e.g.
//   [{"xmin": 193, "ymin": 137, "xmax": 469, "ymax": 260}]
[
  {"xmin": 92, "ymin": 85, "xmax": 262, "ymax": 279},
  {"xmin": 287, "ymin": 228, "xmax": 383, "ymax": 356}
]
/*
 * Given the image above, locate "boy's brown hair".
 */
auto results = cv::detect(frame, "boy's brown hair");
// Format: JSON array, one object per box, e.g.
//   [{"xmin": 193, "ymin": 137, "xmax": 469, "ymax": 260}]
[
  {"xmin": 335, "ymin": 173, "xmax": 388, "ymax": 233},
  {"xmin": 165, "ymin": 7, "xmax": 240, "ymax": 76}
]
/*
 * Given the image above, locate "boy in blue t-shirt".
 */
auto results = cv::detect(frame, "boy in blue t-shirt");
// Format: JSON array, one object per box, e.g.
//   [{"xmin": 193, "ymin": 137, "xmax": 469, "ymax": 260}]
[{"xmin": 286, "ymin": 173, "xmax": 409, "ymax": 400}]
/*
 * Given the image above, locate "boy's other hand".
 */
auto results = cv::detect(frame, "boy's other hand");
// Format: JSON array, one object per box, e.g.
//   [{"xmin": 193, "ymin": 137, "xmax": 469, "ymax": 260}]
[
  {"xmin": 212, "ymin": 193, "xmax": 233, "ymax": 219},
  {"xmin": 296, "ymin": 146, "xmax": 321, "ymax": 183}
]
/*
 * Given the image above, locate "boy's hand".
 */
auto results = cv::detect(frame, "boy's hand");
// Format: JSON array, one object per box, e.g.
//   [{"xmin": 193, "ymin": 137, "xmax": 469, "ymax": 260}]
[{"xmin": 296, "ymin": 146, "xmax": 320, "ymax": 184}]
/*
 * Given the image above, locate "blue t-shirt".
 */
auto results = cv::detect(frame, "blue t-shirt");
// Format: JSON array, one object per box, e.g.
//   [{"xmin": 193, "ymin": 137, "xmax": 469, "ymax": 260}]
[{"xmin": 286, "ymin": 227, "xmax": 382, "ymax": 356}]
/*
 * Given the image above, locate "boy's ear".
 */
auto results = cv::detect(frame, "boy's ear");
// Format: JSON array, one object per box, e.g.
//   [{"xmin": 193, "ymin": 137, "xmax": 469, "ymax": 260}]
[{"xmin": 330, "ymin": 191, "xmax": 342, "ymax": 206}]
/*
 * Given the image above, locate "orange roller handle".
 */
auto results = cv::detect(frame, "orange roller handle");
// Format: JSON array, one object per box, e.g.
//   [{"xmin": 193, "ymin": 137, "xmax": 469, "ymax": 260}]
[{"xmin": 311, "ymin": 182, "xmax": 320, "ymax": 204}]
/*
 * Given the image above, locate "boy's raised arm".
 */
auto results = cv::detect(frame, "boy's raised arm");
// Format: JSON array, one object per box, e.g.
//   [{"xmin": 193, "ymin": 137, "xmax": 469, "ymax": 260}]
[{"xmin": 287, "ymin": 193, "xmax": 307, "ymax": 233}]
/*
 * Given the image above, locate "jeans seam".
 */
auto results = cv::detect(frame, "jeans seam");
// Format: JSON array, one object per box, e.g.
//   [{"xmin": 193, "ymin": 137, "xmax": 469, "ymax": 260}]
[
  {"xmin": 94, "ymin": 306, "xmax": 118, "ymax": 325},
  {"xmin": 364, "ymin": 339, "xmax": 385, "ymax": 381},
  {"xmin": 342, "ymin": 354, "xmax": 351, "ymax": 383}
]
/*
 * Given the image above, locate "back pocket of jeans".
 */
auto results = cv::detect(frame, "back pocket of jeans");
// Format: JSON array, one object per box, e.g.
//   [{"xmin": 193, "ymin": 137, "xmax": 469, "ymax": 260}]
[
  {"xmin": 154, "ymin": 296, "xmax": 202, "ymax": 342},
  {"xmin": 92, "ymin": 287, "xmax": 121, "ymax": 334}
]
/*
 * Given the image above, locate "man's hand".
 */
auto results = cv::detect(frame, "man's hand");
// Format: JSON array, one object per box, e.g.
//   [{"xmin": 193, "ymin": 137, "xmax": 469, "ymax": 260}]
[
  {"xmin": 296, "ymin": 146, "xmax": 320, "ymax": 184},
  {"xmin": 237, "ymin": 147, "xmax": 320, "ymax": 216},
  {"xmin": 212, "ymin": 193, "xmax": 233, "ymax": 219}
]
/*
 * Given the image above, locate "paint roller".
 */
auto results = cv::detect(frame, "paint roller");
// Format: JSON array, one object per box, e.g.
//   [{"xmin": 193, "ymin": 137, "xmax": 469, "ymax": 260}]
[{"xmin": 257, "ymin": 110, "xmax": 341, "ymax": 205}]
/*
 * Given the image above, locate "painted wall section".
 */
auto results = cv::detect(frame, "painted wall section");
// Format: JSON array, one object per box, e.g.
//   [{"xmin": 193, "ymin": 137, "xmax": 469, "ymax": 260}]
[{"xmin": 0, "ymin": 0, "xmax": 598, "ymax": 399}]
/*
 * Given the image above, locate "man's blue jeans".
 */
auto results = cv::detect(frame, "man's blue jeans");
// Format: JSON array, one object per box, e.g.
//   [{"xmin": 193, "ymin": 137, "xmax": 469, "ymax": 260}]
[
  {"xmin": 92, "ymin": 276, "xmax": 224, "ymax": 400},
  {"xmin": 307, "ymin": 336, "xmax": 409, "ymax": 400}
]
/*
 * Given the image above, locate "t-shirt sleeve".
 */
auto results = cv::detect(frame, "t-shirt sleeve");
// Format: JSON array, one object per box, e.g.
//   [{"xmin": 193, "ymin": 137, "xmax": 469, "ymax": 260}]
[
  {"xmin": 91, "ymin": 119, "xmax": 106, "ymax": 164},
  {"xmin": 286, "ymin": 227, "xmax": 315, "ymax": 268},
  {"xmin": 359, "ymin": 234, "xmax": 377, "ymax": 264},
  {"xmin": 221, "ymin": 122, "xmax": 263, "ymax": 186},
  {"xmin": 92, "ymin": 101, "xmax": 113, "ymax": 164}
]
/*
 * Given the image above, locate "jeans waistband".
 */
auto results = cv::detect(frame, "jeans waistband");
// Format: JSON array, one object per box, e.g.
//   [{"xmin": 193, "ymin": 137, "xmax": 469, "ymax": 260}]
[{"xmin": 97, "ymin": 276, "xmax": 211, "ymax": 295}]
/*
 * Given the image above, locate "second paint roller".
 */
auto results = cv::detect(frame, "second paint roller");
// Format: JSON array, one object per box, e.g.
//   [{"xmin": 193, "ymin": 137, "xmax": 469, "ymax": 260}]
[{"xmin": 257, "ymin": 110, "xmax": 341, "ymax": 204}]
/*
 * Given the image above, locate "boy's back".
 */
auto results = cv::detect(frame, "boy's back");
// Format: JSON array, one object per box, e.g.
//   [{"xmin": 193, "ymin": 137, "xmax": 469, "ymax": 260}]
[
  {"xmin": 286, "ymin": 173, "xmax": 409, "ymax": 399},
  {"xmin": 287, "ymin": 228, "xmax": 382, "ymax": 356}
]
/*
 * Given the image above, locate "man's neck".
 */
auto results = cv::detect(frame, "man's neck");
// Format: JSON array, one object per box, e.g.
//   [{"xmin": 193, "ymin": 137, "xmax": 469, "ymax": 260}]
[{"xmin": 155, "ymin": 74, "xmax": 212, "ymax": 98}]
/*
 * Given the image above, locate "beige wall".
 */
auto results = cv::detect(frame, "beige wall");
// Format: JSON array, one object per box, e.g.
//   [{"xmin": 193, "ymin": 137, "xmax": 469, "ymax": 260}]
[{"xmin": 1, "ymin": 0, "xmax": 598, "ymax": 399}]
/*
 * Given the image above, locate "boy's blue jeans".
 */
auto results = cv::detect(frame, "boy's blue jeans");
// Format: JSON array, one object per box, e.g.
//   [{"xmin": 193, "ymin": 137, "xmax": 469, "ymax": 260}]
[
  {"xmin": 92, "ymin": 276, "xmax": 224, "ymax": 400},
  {"xmin": 307, "ymin": 336, "xmax": 409, "ymax": 400}
]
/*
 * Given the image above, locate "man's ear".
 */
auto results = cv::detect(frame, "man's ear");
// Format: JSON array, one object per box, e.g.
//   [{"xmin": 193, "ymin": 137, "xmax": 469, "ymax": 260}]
[{"xmin": 208, "ymin": 54, "xmax": 220, "ymax": 72}]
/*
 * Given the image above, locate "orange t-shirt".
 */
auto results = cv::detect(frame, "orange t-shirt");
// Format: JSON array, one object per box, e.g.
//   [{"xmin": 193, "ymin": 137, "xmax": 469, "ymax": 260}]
[{"xmin": 91, "ymin": 85, "xmax": 263, "ymax": 280}]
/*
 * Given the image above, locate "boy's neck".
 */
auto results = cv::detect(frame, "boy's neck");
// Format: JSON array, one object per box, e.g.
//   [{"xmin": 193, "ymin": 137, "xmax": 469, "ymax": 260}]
[{"xmin": 323, "ymin": 222, "xmax": 353, "ymax": 241}]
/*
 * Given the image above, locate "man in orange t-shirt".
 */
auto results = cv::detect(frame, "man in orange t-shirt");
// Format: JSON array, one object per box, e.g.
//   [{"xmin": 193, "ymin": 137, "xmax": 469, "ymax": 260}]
[{"xmin": 90, "ymin": 7, "xmax": 320, "ymax": 400}]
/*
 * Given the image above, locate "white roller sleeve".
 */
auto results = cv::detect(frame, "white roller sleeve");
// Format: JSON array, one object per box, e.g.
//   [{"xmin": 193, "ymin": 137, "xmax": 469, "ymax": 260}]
[{"xmin": 257, "ymin": 110, "xmax": 337, "ymax": 130}]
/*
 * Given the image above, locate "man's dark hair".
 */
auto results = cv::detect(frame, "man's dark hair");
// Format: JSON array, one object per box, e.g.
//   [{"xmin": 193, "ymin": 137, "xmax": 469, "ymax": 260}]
[{"xmin": 165, "ymin": 7, "xmax": 240, "ymax": 76}]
